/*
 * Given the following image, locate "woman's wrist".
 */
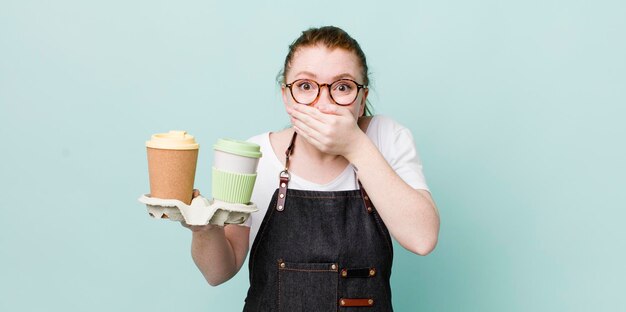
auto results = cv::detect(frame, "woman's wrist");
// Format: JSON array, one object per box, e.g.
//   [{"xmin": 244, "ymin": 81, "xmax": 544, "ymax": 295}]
[
  {"xmin": 344, "ymin": 131, "xmax": 374, "ymax": 164},
  {"xmin": 191, "ymin": 224, "xmax": 224, "ymax": 237}
]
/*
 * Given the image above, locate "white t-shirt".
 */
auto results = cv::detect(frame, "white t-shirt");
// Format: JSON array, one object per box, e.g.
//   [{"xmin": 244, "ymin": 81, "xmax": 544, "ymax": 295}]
[{"xmin": 243, "ymin": 115, "xmax": 429, "ymax": 249}]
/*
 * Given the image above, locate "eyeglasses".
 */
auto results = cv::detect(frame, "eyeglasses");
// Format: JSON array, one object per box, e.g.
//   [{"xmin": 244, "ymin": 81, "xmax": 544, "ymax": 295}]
[{"xmin": 283, "ymin": 79, "xmax": 367, "ymax": 106}]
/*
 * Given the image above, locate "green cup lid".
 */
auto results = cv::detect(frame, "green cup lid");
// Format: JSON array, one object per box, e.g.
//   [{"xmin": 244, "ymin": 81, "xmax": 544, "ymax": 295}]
[{"xmin": 214, "ymin": 138, "xmax": 262, "ymax": 158}]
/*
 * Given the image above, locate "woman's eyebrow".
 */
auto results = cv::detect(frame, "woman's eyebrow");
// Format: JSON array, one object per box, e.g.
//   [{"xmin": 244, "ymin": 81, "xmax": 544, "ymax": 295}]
[
  {"xmin": 293, "ymin": 71, "xmax": 317, "ymax": 79},
  {"xmin": 332, "ymin": 73, "xmax": 356, "ymax": 81},
  {"xmin": 292, "ymin": 72, "xmax": 357, "ymax": 81}
]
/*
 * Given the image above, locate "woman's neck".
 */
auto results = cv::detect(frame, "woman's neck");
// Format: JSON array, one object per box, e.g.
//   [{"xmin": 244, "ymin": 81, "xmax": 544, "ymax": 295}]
[
  {"xmin": 290, "ymin": 128, "xmax": 347, "ymax": 166},
  {"xmin": 288, "ymin": 129, "xmax": 349, "ymax": 184}
]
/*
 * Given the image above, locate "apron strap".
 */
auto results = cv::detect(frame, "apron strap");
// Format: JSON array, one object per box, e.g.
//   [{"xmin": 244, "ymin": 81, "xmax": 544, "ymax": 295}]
[
  {"xmin": 276, "ymin": 131, "xmax": 297, "ymax": 211},
  {"xmin": 358, "ymin": 181, "xmax": 374, "ymax": 214},
  {"xmin": 276, "ymin": 174, "xmax": 288, "ymax": 211}
]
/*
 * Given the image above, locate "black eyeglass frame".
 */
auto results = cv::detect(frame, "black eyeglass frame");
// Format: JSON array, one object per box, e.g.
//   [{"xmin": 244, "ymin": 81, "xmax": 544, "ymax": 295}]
[{"xmin": 283, "ymin": 79, "xmax": 368, "ymax": 106}]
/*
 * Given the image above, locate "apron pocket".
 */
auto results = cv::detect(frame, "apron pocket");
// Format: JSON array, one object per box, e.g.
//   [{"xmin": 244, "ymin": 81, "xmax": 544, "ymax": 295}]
[{"xmin": 278, "ymin": 260, "xmax": 338, "ymax": 312}]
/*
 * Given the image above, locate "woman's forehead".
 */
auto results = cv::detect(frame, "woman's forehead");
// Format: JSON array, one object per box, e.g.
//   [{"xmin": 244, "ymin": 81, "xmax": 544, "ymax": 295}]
[{"xmin": 288, "ymin": 45, "xmax": 362, "ymax": 80}]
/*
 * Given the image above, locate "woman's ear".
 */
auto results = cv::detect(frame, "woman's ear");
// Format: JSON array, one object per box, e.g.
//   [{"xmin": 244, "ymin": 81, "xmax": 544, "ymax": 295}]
[
  {"xmin": 282, "ymin": 86, "xmax": 290, "ymax": 109},
  {"xmin": 358, "ymin": 89, "xmax": 369, "ymax": 117}
]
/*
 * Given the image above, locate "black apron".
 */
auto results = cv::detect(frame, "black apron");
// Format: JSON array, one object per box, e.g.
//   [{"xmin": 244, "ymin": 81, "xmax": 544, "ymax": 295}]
[{"xmin": 243, "ymin": 133, "xmax": 394, "ymax": 311}]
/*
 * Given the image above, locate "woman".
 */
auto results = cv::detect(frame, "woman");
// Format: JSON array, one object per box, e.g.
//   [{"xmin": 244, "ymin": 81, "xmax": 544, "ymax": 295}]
[{"xmin": 183, "ymin": 26, "xmax": 440, "ymax": 311}]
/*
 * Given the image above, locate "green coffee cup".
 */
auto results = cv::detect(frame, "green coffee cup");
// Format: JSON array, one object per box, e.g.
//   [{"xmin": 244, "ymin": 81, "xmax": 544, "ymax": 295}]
[{"xmin": 212, "ymin": 139, "xmax": 262, "ymax": 204}]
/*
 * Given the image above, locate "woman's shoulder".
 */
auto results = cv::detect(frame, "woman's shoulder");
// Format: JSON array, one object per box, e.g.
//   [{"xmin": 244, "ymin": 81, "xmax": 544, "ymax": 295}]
[
  {"xmin": 246, "ymin": 132, "xmax": 270, "ymax": 145},
  {"xmin": 247, "ymin": 128, "xmax": 294, "ymax": 168},
  {"xmin": 367, "ymin": 115, "xmax": 410, "ymax": 137},
  {"xmin": 267, "ymin": 128, "xmax": 295, "ymax": 159},
  {"xmin": 247, "ymin": 128, "xmax": 292, "ymax": 143}
]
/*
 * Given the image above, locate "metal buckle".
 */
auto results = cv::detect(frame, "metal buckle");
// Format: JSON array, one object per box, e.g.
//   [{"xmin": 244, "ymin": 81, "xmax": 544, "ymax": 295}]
[{"xmin": 279, "ymin": 170, "xmax": 291, "ymax": 181}]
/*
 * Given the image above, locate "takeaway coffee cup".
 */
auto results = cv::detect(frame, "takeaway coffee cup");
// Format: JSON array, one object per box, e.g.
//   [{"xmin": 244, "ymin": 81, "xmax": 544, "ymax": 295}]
[
  {"xmin": 146, "ymin": 130, "xmax": 199, "ymax": 205},
  {"xmin": 212, "ymin": 139, "xmax": 262, "ymax": 204}
]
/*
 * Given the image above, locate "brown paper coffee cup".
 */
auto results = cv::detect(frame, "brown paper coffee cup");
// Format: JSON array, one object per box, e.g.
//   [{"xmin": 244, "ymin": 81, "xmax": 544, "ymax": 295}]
[{"xmin": 146, "ymin": 130, "xmax": 199, "ymax": 205}]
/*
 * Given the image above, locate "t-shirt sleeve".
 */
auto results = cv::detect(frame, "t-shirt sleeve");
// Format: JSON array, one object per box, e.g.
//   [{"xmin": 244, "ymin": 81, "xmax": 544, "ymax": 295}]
[{"xmin": 377, "ymin": 118, "xmax": 430, "ymax": 191}]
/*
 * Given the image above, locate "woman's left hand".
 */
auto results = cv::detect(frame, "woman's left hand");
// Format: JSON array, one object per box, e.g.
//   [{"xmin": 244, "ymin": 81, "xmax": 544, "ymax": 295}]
[{"xmin": 287, "ymin": 103, "xmax": 365, "ymax": 158}]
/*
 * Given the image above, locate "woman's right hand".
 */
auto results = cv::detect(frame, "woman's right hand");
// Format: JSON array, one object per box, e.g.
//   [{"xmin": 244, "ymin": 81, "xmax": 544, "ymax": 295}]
[
  {"xmin": 180, "ymin": 188, "xmax": 250, "ymax": 286},
  {"xmin": 180, "ymin": 189, "xmax": 221, "ymax": 232}
]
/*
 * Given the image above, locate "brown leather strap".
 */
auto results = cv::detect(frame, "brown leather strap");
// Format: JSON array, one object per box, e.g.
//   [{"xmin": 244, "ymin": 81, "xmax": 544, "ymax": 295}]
[
  {"xmin": 276, "ymin": 175, "xmax": 288, "ymax": 211},
  {"xmin": 339, "ymin": 298, "xmax": 374, "ymax": 307},
  {"xmin": 358, "ymin": 181, "xmax": 374, "ymax": 214},
  {"xmin": 284, "ymin": 130, "xmax": 297, "ymax": 169},
  {"xmin": 276, "ymin": 132, "xmax": 297, "ymax": 211}
]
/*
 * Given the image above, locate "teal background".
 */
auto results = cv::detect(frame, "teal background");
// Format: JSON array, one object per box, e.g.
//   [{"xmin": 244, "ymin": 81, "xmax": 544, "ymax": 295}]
[{"xmin": 1, "ymin": 0, "xmax": 625, "ymax": 311}]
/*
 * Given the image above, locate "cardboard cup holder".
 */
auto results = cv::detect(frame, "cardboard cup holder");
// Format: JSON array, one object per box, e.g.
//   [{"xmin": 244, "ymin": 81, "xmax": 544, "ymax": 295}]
[{"xmin": 138, "ymin": 194, "xmax": 257, "ymax": 226}]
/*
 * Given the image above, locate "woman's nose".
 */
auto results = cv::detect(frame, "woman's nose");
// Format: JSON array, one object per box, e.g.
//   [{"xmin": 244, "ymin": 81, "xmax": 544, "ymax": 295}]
[{"xmin": 311, "ymin": 84, "xmax": 334, "ymax": 107}]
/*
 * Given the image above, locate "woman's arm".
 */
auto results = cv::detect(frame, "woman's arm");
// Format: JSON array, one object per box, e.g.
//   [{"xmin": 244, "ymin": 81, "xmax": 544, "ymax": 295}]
[
  {"xmin": 345, "ymin": 135, "xmax": 439, "ymax": 255},
  {"xmin": 288, "ymin": 104, "xmax": 440, "ymax": 256},
  {"xmin": 184, "ymin": 224, "xmax": 250, "ymax": 285},
  {"xmin": 182, "ymin": 191, "xmax": 250, "ymax": 285}
]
